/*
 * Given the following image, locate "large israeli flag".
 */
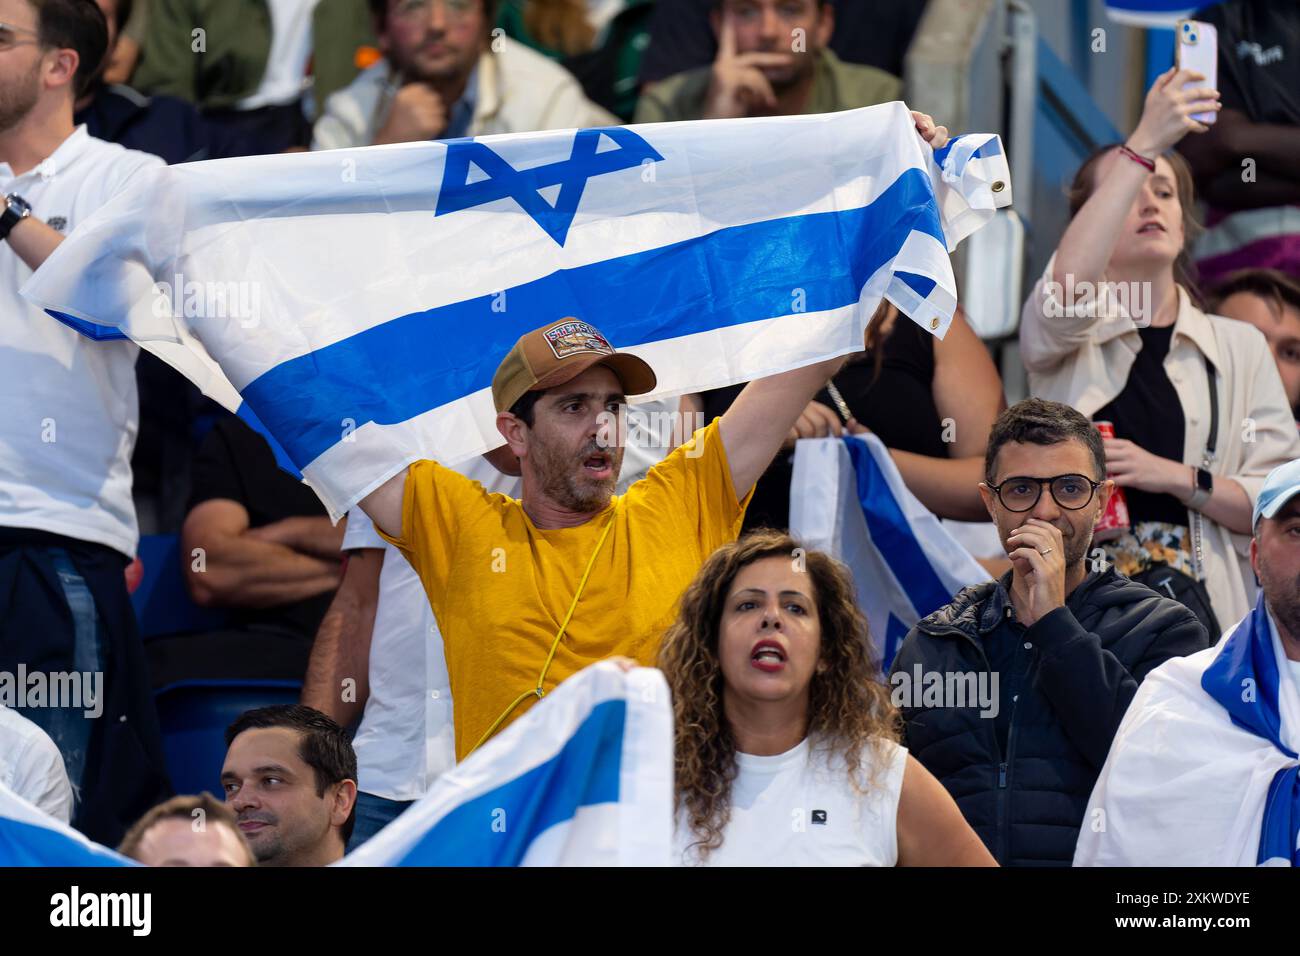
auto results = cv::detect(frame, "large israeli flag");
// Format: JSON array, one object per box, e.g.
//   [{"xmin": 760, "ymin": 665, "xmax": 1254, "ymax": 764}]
[
  {"xmin": 338, "ymin": 661, "xmax": 672, "ymax": 866},
  {"xmin": 0, "ymin": 781, "xmax": 134, "ymax": 866},
  {"xmin": 790, "ymin": 434, "xmax": 991, "ymax": 670},
  {"xmin": 24, "ymin": 103, "xmax": 1010, "ymax": 518}
]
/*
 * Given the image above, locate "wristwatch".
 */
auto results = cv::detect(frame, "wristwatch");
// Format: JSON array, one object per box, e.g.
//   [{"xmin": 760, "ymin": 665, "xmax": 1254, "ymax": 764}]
[
  {"xmin": 0, "ymin": 193, "xmax": 32, "ymax": 242},
  {"xmin": 1187, "ymin": 466, "xmax": 1214, "ymax": 510}
]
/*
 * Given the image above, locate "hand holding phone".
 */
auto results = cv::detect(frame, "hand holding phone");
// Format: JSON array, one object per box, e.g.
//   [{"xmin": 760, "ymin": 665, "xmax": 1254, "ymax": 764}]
[{"xmin": 1176, "ymin": 18, "xmax": 1219, "ymax": 125}]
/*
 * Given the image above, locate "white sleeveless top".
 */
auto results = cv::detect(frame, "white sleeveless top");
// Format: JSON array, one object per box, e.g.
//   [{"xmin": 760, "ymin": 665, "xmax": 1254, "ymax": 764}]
[{"xmin": 674, "ymin": 735, "xmax": 908, "ymax": 866}]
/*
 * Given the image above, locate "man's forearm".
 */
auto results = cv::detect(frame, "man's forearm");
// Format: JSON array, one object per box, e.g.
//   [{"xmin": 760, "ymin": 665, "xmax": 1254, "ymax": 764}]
[
  {"xmin": 302, "ymin": 549, "xmax": 382, "ymax": 726},
  {"xmin": 719, "ymin": 355, "xmax": 848, "ymax": 499},
  {"xmin": 250, "ymin": 516, "xmax": 346, "ymax": 561},
  {"xmin": 7, "ymin": 216, "xmax": 65, "ymax": 272},
  {"xmin": 1181, "ymin": 112, "xmax": 1300, "ymax": 204},
  {"xmin": 302, "ymin": 599, "xmax": 372, "ymax": 724},
  {"xmin": 1201, "ymin": 166, "xmax": 1300, "ymax": 210},
  {"xmin": 186, "ymin": 536, "xmax": 340, "ymax": 608},
  {"xmin": 889, "ymin": 451, "xmax": 989, "ymax": 522}
]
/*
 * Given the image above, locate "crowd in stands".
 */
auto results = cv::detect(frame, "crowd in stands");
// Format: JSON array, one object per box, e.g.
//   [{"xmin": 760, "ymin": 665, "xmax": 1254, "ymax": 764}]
[{"xmin": 1, "ymin": 0, "xmax": 1299, "ymax": 868}]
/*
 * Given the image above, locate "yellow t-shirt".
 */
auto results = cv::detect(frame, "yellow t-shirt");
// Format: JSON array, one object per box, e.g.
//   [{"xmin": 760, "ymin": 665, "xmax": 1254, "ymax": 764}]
[{"xmin": 379, "ymin": 419, "xmax": 751, "ymax": 760}]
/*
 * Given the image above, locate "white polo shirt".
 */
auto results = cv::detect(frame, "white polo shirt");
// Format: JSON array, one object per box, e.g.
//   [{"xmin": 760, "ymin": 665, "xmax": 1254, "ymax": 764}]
[
  {"xmin": 0, "ymin": 126, "xmax": 163, "ymax": 557},
  {"xmin": 0, "ymin": 706, "xmax": 74, "ymax": 824}
]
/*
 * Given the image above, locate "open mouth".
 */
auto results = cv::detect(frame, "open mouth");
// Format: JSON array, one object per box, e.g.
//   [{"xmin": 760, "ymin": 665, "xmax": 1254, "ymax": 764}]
[
  {"xmin": 582, "ymin": 452, "xmax": 613, "ymax": 479},
  {"xmin": 1137, "ymin": 222, "xmax": 1165, "ymax": 235},
  {"xmin": 750, "ymin": 639, "xmax": 788, "ymax": 673}
]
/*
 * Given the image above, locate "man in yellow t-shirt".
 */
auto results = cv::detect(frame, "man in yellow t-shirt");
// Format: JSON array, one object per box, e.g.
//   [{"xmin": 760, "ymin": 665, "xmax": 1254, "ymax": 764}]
[{"xmin": 362, "ymin": 317, "xmax": 852, "ymax": 759}]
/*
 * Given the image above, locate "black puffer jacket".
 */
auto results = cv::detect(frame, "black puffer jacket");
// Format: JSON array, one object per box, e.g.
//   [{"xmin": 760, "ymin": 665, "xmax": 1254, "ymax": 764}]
[{"xmin": 891, "ymin": 568, "xmax": 1209, "ymax": 866}]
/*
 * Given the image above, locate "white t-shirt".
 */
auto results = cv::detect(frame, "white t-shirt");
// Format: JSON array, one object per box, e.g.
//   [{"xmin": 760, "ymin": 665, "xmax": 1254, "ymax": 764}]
[
  {"xmin": 674, "ymin": 735, "xmax": 908, "ymax": 866},
  {"xmin": 237, "ymin": 0, "xmax": 322, "ymax": 111},
  {"xmin": 345, "ymin": 457, "xmax": 519, "ymax": 802},
  {"xmin": 0, "ymin": 706, "xmax": 74, "ymax": 823},
  {"xmin": 0, "ymin": 127, "xmax": 163, "ymax": 557}
]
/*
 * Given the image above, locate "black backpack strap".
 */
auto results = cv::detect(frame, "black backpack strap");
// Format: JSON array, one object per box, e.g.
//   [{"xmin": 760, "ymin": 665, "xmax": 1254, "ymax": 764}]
[{"xmin": 1204, "ymin": 353, "xmax": 1219, "ymax": 459}]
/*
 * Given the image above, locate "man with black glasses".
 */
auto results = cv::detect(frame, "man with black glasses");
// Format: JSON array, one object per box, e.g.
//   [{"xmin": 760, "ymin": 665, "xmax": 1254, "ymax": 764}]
[{"xmin": 890, "ymin": 398, "xmax": 1209, "ymax": 866}]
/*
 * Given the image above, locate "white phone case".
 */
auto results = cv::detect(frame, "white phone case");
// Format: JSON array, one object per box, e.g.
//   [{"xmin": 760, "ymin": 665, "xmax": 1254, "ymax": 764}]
[{"xmin": 1176, "ymin": 19, "xmax": 1219, "ymax": 125}]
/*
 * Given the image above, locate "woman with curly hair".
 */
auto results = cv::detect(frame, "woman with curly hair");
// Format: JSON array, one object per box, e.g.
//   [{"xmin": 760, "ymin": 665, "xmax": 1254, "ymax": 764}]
[{"xmin": 659, "ymin": 531, "xmax": 993, "ymax": 866}]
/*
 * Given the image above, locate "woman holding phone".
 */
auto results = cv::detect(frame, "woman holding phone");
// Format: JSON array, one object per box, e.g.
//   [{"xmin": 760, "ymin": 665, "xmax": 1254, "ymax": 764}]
[{"xmin": 1019, "ymin": 68, "xmax": 1300, "ymax": 633}]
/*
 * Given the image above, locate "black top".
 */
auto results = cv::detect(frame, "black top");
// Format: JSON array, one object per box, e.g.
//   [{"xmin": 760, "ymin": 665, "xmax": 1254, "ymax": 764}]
[
  {"xmin": 75, "ymin": 84, "xmax": 253, "ymax": 165},
  {"xmin": 1093, "ymin": 324, "xmax": 1188, "ymax": 527},
  {"xmin": 701, "ymin": 315, "xmax": 945, "ymax": 531},
  {"xmin": 980, "ymin": 602, "xmax": 1034, "ymax": 757},
  {"xmin": 187, "ymin": 416, "xmax": 335, "ymax": 640},
  {"xmin": 1197, "ymin": 0, "xmax": 1300, "ymax": 125}
]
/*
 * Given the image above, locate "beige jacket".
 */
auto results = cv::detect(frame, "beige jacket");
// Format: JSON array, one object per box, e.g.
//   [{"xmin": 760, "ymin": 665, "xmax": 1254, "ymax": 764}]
[
  {"xmin": 1019, "ymin": 261, "xmax": 1300, "ymax": 629},
  {"xmin": 312, "ymin": 36, "xmax": 617, "ymax": 151}
]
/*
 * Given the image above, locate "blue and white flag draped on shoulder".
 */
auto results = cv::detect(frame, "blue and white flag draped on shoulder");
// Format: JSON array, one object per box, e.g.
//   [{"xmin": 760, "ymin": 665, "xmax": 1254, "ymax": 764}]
[
  {"xmin": 337, "ymin": 660, "xmax": 673, "ymax": 866},
  {"xmin": 0, "ymin": 781, "xmax": 135, "ymax": 866},
  {"xmin": 1076, "ymin": 594, "xmax": 1300, "ymax": 867},
  {"xmin": 23, "ymin": 103, "xmax": 1010, "ymax": 518},
  {"xmin": 789, "ymin": 434, "xmax": 990, "ymax": 670}
]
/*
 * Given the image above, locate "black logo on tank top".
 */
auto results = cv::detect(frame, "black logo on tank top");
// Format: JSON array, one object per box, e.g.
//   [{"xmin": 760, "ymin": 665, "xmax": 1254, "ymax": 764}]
[{"xmin": 811, "ymin": 809, "xmax": 827, "ymax": 825}]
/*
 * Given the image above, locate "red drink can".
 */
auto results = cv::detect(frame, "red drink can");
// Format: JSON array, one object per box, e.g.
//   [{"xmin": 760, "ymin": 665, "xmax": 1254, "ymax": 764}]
[{"xmin": 1092, "ymin": 421, "xmax": 1130, "ymax": 542}]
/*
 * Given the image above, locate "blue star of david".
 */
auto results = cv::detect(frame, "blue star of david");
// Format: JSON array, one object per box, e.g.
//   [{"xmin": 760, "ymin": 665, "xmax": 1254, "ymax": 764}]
[{"xmin": 435, "ymin": 127, "xmax": 664, "ymax": 246}]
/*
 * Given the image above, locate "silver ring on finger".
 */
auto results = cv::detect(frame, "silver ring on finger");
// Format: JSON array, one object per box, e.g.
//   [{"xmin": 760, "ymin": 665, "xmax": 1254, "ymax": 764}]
[{"xmin": 1040, "ymin": 547, "xmax": 1054, "ymax": 556}]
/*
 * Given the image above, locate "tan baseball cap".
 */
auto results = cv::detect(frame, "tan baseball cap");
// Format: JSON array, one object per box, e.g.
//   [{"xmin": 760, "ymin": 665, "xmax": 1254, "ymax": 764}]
[{"xmin": 491, "ymin": 318, "xmax": 657, "ymax": 414}]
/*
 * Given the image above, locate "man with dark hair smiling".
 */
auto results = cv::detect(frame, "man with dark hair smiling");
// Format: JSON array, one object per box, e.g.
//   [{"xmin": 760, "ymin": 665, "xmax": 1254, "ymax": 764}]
[
  {"xmin": 891, "ymin": 398, "xmax": 1209, "ymax": 866},
  {"xmin": 221, "ymin": 705, "xmax": 358, "ymax": 867}
]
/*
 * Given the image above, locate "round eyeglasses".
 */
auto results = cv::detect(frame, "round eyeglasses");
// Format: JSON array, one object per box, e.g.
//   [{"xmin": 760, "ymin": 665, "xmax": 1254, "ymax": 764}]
[{"xmin": 986, "ymin": 474, "xmax": 1103, "ymax": 513}]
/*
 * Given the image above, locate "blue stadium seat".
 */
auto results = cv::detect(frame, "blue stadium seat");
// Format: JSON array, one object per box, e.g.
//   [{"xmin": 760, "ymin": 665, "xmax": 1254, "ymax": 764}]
[
  {"xmin": 155, "ymin": 679, "xmax": 302, "ymax": 796},
  {"xmin": 132, "ymin": 533, "xmax": 230, "ymax": 640}
]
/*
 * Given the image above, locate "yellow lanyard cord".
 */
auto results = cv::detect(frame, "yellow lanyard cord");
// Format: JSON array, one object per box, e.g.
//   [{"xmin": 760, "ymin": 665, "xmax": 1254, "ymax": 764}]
[{"xmin": 466, "ymin": 513, "xmax": 616, "ymax": 756}]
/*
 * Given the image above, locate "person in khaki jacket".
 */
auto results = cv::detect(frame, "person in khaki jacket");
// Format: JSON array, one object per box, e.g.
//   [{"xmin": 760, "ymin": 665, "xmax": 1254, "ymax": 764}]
[
  {"xmin": 312, "ymin": 0, "xmax": 615, "ymax": 151},
  {"xmin": 1019, "ymin": 67, "xmax": 1300, "ymax": 633}
]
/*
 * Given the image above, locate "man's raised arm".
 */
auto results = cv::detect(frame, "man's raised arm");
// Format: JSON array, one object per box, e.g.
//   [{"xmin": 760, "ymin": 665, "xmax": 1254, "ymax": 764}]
[
  {"xmin": 718, "ymin": 355, "xmax": 848, "ymax": 501},
  {"xmin": 358, "ymin": 468, "xmax": 409, "ymax": 540}
]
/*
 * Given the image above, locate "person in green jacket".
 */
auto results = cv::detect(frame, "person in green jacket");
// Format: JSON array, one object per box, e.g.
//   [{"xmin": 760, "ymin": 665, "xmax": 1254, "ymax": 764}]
[{"xmin": 633, "ymin": 0, "xmax": 900, "ymax": 124}]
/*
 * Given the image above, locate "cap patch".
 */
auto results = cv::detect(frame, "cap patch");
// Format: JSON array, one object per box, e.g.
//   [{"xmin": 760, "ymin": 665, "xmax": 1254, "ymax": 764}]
[{"xmin": 544, "ymin": 320, "xmax": 614, "ymax": 360}]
